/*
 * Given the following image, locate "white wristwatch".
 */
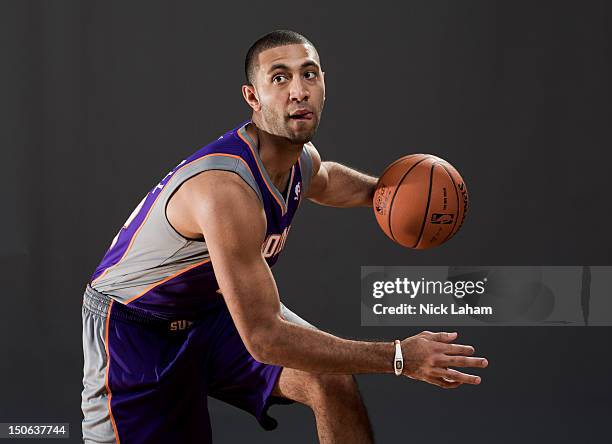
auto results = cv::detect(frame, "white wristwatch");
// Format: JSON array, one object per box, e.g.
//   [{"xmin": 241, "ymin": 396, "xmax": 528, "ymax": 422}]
[{"xmin": 393, "ymin": 340, "xmax": 403, "ymax": 376}]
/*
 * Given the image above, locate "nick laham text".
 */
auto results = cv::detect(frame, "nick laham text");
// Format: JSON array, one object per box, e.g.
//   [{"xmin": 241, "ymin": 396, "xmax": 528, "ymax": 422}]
[{"xmin": 373, "ymin": 303, "xmax": 493, "ymax": 316}]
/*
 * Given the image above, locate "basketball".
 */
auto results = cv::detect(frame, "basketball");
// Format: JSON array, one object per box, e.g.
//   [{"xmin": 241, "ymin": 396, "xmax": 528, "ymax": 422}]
[{"xmin": 373, "ymin": 154, "xmax": 468, "ymax": 249}]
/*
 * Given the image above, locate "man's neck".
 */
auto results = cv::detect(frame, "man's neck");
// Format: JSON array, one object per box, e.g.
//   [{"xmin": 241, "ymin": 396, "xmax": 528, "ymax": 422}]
[{"xmin": 246, "ymin": 122, "xmax": 303, "ymax": 190}]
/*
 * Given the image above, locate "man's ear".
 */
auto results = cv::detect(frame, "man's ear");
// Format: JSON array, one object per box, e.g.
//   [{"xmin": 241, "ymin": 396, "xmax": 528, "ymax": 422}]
[
  {"xmin": 321, "ymin": 71, "xmax": 326, "ymax": 101},
  {"xmin": 241, "ymin": 84, "xmax": 261, "ymax": 112}
]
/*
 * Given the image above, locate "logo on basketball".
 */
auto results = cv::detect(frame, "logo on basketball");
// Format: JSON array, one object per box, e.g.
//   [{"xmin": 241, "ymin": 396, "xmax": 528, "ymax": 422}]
[
  {"xmin": 374, "ymin": 185, "xmax": 389, "ymax": 215},
  {"xmin": 431, "ymin": 213, "xmax": 454, "ymax": 224},
  {"xmin": 457, "ymin": 182, "xmax": 468, "ymax": 229}
]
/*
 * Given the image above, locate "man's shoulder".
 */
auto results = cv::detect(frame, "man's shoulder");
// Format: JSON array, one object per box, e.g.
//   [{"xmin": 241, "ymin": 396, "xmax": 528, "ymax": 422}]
[
  {"xmin": 185, "ymin": 125, "xmax": 250, "ymax": 163},
  {"xmin": 177, "ymin": 168, "xmax": 262, "ymax": 216},
  {"xmin": 166, "ymin": 168, "xmax": 265, "ymax": 244}
]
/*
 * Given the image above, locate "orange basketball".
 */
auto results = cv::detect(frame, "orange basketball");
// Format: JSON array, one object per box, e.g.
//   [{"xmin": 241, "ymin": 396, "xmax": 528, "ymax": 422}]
[{"xmin": 373, "ymin": 154, "xmax": 468, "ymax": 249}]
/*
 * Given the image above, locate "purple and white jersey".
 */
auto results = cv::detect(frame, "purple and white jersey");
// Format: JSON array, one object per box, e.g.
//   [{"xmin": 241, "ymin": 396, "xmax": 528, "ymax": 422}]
[{"xmin": 90, "ymin": 121, "xmax": 313, "ymax": 319}]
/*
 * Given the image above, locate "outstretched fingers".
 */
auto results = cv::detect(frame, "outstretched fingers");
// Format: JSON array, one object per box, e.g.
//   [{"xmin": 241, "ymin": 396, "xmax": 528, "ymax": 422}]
[
  {"xmin": 432, "ymin": 367, "xmax": 482, "ymax": 385},
  {"xmin": 443, "ymin": 343, "xmax": 475, "ymax": 356},
  {"xmin": 440, "ymin": 355, "xmax": 488, "ymax": 368},
  {"xmin": 427, "ymin": 376, "xmax": 463, "ymax": 389},
  {"xmin": 405, "ymin": 331, "xmax": 488, "ymax": 389},
  {"xmin": 420, "ymin": 331, "xmax": 458, "ymax": 343}
]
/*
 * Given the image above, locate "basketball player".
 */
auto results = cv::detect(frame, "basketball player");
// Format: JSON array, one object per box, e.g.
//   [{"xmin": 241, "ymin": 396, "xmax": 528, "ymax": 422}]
[{"xmin": 82, "ymin": 30, "xmax": 488, "ymax": 443}]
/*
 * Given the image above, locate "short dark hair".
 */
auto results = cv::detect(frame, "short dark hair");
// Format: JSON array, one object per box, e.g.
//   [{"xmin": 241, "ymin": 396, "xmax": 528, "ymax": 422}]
[{"xmin": 244, "ymin": 30, "xmax": 317, "ymax": 85}]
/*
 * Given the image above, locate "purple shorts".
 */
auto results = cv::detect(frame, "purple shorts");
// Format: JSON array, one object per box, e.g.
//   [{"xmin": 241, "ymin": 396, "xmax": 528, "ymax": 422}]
[{"xmin": 81, "ymin": 286, "xmax": 288, "ymax": 443}]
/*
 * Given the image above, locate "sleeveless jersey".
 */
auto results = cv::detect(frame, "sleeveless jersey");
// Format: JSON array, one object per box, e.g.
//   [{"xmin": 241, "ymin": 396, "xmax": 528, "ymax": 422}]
[{"xmin": 90, "ymin": 121, "xmax": 313, "ymax": 319}]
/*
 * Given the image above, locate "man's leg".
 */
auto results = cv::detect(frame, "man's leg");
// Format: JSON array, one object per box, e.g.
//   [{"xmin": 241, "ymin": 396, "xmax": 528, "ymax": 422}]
[
  {"xmin": 272, "ymin": 368, "xmax": 374, "ymax": 444},
  {"xmin": 207, "ymin": 302, "xmax": 374, "ymax": 441},
  {"xmin": 82, "ymin": 287, "xmax": 213, "ymax": 443}
]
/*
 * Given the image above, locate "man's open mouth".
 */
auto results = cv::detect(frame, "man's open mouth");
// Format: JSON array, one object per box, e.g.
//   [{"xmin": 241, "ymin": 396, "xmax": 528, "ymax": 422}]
[{"xmin": 289, "ymin": 111, "xmax": 314, "ymax": 120}]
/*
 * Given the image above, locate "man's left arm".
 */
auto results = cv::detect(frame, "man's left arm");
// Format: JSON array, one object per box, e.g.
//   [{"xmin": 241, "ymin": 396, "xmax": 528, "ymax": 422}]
[{"xmin": 305, "ymin": 143, "xmax": 378, "ymax": 208}]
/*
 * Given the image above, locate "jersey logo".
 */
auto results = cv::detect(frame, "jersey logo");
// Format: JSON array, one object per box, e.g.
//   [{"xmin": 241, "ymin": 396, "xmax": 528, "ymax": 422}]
[
  {"xmin": 262, "ymin": 226, "xmax": 291, "ymax": 258},
  {"xmin": 294, "ymin": 182, "xmax": 301, "ymax": 201}
]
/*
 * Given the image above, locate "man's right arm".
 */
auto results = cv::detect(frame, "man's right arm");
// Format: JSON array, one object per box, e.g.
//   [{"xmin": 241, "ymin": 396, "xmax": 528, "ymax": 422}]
[{"xmin": 169, "ymin": 170, "xmax": 488, "ymax": 388}]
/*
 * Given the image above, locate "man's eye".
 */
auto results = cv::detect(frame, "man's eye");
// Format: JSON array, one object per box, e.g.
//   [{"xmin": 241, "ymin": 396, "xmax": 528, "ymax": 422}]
[
  {"xmin": 304, "ymin": 71, "xmax": 317, "ymax": 80},
  {"xmin": 272, "ymin": 75, "xmax": 287, "ymax": 84}
]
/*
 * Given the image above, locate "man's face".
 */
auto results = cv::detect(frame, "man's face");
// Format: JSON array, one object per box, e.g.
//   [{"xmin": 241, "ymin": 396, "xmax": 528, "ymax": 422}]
[{"xmin": 249, "ymin": 44, "xmax": 325, "ymax": 144}]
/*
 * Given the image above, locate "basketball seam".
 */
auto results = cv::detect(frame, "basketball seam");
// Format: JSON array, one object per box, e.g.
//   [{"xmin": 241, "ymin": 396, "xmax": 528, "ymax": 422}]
[
  {"xmin": 387, "ymin": 156, "xmax": 429, "ymax": 244},
  {"xmin": 413, "ymin": 162, "xmax": 436, "ymax": 248},
  {"xmin": 438, "ymin": 163, "xmax": 461, "ymax": 244},
  {"xmin": 378, "ymin": 154, "xmax": 420, "ymax": 179}
]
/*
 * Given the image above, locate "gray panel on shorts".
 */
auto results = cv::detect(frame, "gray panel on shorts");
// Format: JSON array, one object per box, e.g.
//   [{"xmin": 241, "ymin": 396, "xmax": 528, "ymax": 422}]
[
  {"xmin": 81, "ymin": 299, "xmax": 115, "ymax": 443},
  {"xmin": 92, "ymin": 155, "xmax": 262, "ymax": 301}
]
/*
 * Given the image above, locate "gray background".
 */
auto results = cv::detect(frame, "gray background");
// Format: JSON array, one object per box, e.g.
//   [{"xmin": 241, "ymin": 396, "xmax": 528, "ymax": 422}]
[{"xmin": 1, "ymin": 0, "xmax": 611, "ymax": 442}]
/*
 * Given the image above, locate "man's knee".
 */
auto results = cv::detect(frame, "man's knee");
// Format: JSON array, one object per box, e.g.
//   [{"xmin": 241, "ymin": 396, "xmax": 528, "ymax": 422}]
[{"xmin": 305, "ymin": 374, "xmax": 361, "ymax": 406}]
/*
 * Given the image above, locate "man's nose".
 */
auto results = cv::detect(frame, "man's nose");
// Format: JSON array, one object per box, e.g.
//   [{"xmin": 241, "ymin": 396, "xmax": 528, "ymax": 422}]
[{"xmin": 289, "ymin": 77, "xmax": 309, "ymax": 102}]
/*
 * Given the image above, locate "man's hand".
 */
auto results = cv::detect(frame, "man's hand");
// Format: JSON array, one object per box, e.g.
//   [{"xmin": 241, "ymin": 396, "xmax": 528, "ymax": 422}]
[{"xmin": 401, "ymin": 331, "xmax": 488, "ymax": 389}]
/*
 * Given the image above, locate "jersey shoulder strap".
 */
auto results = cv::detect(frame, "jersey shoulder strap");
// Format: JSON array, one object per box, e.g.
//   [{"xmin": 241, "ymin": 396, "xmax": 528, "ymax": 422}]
[{"xmin": 299, "ymin": 143, "xmax": 314, "ymax": 195}]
